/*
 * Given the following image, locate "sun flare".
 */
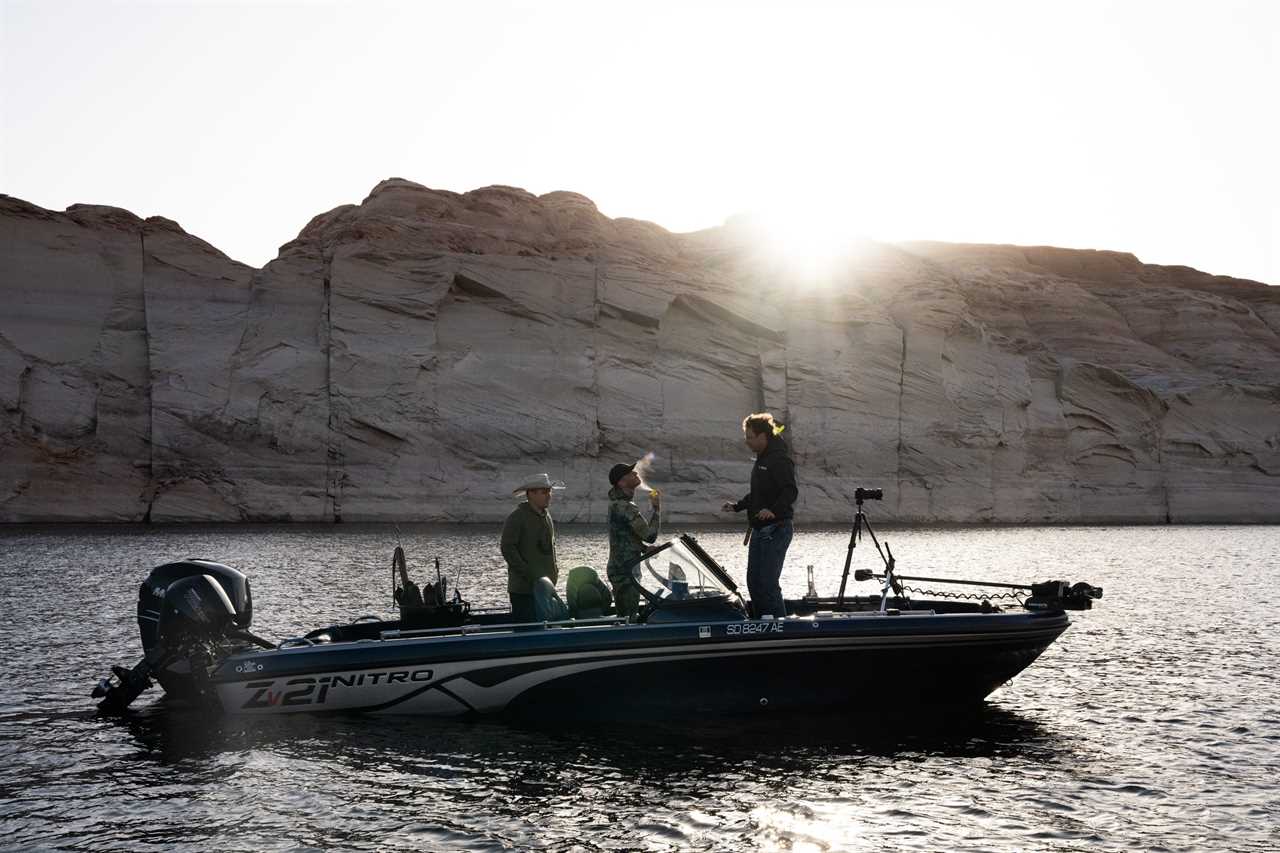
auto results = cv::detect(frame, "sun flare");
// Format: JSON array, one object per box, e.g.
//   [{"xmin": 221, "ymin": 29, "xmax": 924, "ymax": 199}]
[{"xmin": 740, "ymin": 197, "xmax": 876, "ymax": 282}]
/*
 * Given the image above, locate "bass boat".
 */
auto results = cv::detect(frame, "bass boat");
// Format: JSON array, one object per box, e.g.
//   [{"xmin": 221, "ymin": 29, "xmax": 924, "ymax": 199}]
[{"xmin": 93, "ymin": 494, "xmax": 1101, "ymax": 719}]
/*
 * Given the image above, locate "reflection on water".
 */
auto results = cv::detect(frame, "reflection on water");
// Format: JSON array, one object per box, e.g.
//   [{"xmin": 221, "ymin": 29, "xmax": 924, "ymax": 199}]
[
  {"xmin": 112, "ymin": 702, "xmax": 1061, "ymax": 768},
  {"xmin": 2, "ymin": 524, "xmax": 1278, "ymax": 851},
  {"xmin": 90, "ymin": 702, "xmax": 1074, "ymax": 852}
]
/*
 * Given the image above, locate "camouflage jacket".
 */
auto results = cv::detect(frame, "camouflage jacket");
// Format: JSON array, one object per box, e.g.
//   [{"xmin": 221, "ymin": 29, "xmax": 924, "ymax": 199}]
[{"xmin": 606, "ymin": 486, "xmax": 661, "ymax": 582}]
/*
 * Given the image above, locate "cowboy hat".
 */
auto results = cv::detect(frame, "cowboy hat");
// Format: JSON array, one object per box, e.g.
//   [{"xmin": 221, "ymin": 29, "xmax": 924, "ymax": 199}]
[{"xmin": 512, "ymin": 473, "xmax": 566, "ymax": 495}]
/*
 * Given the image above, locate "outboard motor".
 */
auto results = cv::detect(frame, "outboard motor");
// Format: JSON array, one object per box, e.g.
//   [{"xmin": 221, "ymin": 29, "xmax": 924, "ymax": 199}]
[
  {"xmin": 137, "ymin": 560, "xmax": 252, "ymax": 660},
  {"xmin": 93, "ymin": 560, "xmax": 271, "ymax": 714}
]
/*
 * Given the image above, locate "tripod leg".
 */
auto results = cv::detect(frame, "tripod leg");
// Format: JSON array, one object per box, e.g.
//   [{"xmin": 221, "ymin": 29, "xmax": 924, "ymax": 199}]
[{"xmin": 835, "ymin": 511, "xmax": 863, "ymax": 606}]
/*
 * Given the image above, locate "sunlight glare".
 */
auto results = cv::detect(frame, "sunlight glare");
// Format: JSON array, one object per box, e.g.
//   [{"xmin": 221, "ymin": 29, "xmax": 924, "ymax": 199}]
[{"xmin": 746, "ymin": 194, "xmax": 875, "ymax": 282}]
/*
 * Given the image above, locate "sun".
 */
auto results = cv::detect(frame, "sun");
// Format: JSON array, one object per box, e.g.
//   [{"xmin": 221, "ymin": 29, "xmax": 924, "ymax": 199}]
[{"xmin": 739, "ymin": 195, "xmax": 875, "ymax": 283}]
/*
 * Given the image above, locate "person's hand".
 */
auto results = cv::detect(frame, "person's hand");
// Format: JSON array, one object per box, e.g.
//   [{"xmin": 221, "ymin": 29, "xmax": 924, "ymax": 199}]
[
  {"xmin": 721, "ymin": 501, "xmax": 737, "ymax": 513},
  {"xmin": 648, "ymin": 489, "xmax": 661, "ymax": 509},
  {"xmin": 756, "ymin": 508, "xmax": 776, "ymax": 522}
]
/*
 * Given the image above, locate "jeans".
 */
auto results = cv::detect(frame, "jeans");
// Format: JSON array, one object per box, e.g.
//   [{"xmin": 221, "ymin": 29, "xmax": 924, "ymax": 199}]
[{"xmin": 746, "ymin": 520, "xmax": 792, "ymax": 619}]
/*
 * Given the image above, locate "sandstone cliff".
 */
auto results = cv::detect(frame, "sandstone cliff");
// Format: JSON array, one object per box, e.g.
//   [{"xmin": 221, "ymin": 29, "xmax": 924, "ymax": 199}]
[{"xmin": 2, "ymin": 180, "xmax": 1277, "ymax": 523}]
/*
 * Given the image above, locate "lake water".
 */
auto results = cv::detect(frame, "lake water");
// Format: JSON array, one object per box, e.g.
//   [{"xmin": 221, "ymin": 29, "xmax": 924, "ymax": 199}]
[{"xmin": 1, "ymin": 523, "xmax": 1277, "ymax": 851}]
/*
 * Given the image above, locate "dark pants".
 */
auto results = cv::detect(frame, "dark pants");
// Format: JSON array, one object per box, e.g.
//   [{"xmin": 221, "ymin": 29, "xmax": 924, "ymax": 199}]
[
  {"xmin": 608, "ymin": 572, "xmax": 642, "ymax": 621},
  {"xmin": 746, "ymin": 520, "xmax": 792, "ymax": 619},
  {"xmin": 509, "ymin": 592, "xmax": 536, "ymax": 624}
]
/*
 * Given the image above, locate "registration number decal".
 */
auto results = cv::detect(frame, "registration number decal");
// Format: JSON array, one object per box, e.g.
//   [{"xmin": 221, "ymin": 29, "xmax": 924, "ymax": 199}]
[{"xmin": 725, "ymin": 621, "xmax": 783, "ymax": 636}]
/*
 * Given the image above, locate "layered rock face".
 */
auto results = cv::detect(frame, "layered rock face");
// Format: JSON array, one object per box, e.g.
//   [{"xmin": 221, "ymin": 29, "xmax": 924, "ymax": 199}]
[{"xmin": 2, "ymin": 181, "xmax": 1277, "ymax": 522}]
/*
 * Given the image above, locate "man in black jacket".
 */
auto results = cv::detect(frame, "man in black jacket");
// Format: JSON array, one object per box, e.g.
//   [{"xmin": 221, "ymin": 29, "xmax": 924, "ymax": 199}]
[{"xmin": 721, "ymin": 412, "xmax": 798, "ymax": 619}]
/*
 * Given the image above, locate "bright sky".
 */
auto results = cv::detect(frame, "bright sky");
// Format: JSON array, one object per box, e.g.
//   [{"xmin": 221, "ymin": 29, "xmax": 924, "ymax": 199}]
[{"xmin": 2, "ymin": 0, "xmax": 1277, "ymax": 283}]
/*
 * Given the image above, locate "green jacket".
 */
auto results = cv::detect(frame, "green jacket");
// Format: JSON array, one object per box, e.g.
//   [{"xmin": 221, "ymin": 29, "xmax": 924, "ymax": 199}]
[
  {"xmin": 606, "ymin": 486, "xmax": 660, "ymax": 583},
  {"xmin": 501, "ymin": 501, "xmax": 559, "ymax": 595}
]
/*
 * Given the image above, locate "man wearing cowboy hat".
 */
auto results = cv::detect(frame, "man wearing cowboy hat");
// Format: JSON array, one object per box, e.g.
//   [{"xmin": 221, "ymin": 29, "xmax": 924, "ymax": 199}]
[
  {"xmin": 606, "ymin": 462, "xmax": 661, "ymax": 621},
  {"xmin": 501, "ymin": 473, "xmax": 564, "ymax": 623}
]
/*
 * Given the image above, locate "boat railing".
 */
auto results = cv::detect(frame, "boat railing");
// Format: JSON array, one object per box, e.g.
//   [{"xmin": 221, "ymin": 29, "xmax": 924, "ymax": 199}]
[{"xmin": 379, "ymin": 614, "xmax": 630, "ymax": 641}]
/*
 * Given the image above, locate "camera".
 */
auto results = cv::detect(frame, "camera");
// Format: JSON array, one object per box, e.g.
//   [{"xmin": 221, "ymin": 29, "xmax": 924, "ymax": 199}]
[{"xmin": 854, "ymin": 487, "xmax": 883, "ymax": 502}]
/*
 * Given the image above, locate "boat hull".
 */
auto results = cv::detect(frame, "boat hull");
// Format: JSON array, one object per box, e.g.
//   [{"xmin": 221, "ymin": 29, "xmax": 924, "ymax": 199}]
[{"xmin": 210, "ymin": 611, "xmax": 1069, "ymax": 718}]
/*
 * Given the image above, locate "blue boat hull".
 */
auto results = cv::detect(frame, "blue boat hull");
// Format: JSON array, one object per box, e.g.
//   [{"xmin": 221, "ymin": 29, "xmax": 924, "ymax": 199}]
[{"xmin": 209, "ymin": 610, "xmax": 1069, "ymax": 718}]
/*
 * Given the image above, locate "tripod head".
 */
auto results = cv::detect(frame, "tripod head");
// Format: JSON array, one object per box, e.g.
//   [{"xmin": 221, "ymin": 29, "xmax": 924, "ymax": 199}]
[{"xmin": 853, "ymin": 487, "xmax": 883, "ymax": 507}]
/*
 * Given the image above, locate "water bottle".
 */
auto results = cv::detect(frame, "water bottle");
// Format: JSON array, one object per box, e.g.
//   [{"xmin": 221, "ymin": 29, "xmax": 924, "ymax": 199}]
[{"xmin": 805, "ymin": 564, "xmax": 818, "ymax": 599}]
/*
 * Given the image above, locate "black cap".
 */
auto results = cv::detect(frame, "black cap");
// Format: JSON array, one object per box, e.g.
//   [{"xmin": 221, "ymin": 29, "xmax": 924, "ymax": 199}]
[{"xmin": 608, "ymin": 462, "xmax": 635, "ymax": 486}]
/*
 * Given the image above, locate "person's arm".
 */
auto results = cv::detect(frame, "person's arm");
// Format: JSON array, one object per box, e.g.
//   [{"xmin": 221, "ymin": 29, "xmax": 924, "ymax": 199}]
[
  {"xmin": 626, "ymin": 502, "xmax": 661, "ymax": 544},
  {"xmin": 642, "ymin": 504, "xmax": 662, "ymax": 543},
  {"xmin": 500, "ymin": 510, "xmax": 531, "ymax": 584}
]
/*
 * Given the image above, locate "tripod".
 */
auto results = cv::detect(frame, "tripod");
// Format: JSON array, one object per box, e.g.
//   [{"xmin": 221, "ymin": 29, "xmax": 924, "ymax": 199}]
[{"xmin": 835, "ymin": 490, "xmax": 904, "ymax": 612}]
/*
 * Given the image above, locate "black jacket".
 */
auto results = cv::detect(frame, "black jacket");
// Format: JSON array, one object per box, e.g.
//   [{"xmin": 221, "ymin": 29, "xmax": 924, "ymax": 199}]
[{"xmin": 734, "ymin": 435, "xmax": 798, "ymax": 528}]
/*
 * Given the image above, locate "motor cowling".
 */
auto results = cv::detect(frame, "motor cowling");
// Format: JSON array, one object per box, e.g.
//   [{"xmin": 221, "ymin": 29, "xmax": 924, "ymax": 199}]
[
  {"xmin": 138, "ymin": 560, "xmax": 252, "ymax": 656},
  {"xmin": 157, "ymin": 574, "xmax": 239, "ymax": 647}
]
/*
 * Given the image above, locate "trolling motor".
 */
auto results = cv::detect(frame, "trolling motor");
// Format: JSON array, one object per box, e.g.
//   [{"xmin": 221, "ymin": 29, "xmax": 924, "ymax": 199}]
[
  {"xmin": 851, "ymin": 570, "xmax": 1103, "ymax": 611},
  {"xmin": 91, "ymin": 560, "xmax": 273, "ymax": 714},
  {"xmin": 833, "ymin": 487, "xmax": 1104, "ymax": 613}
]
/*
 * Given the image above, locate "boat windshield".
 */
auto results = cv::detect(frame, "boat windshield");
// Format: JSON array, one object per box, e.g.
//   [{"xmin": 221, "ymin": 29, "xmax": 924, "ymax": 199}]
[{"xmin": 630, "ymin": 537, "xmax": 735, "ymax": 604}]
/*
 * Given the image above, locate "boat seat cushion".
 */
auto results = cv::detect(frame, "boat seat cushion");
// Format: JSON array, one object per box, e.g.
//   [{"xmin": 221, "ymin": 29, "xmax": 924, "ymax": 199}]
[{"xmin": 565, "ymin": 565, "xmax": 613, "ymax": 618}]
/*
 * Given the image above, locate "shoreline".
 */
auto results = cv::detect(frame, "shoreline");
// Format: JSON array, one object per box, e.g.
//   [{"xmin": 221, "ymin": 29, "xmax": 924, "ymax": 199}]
[{"xmin": 2, "ymin": 519, "xmax": 1275, "ymax": 531}]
